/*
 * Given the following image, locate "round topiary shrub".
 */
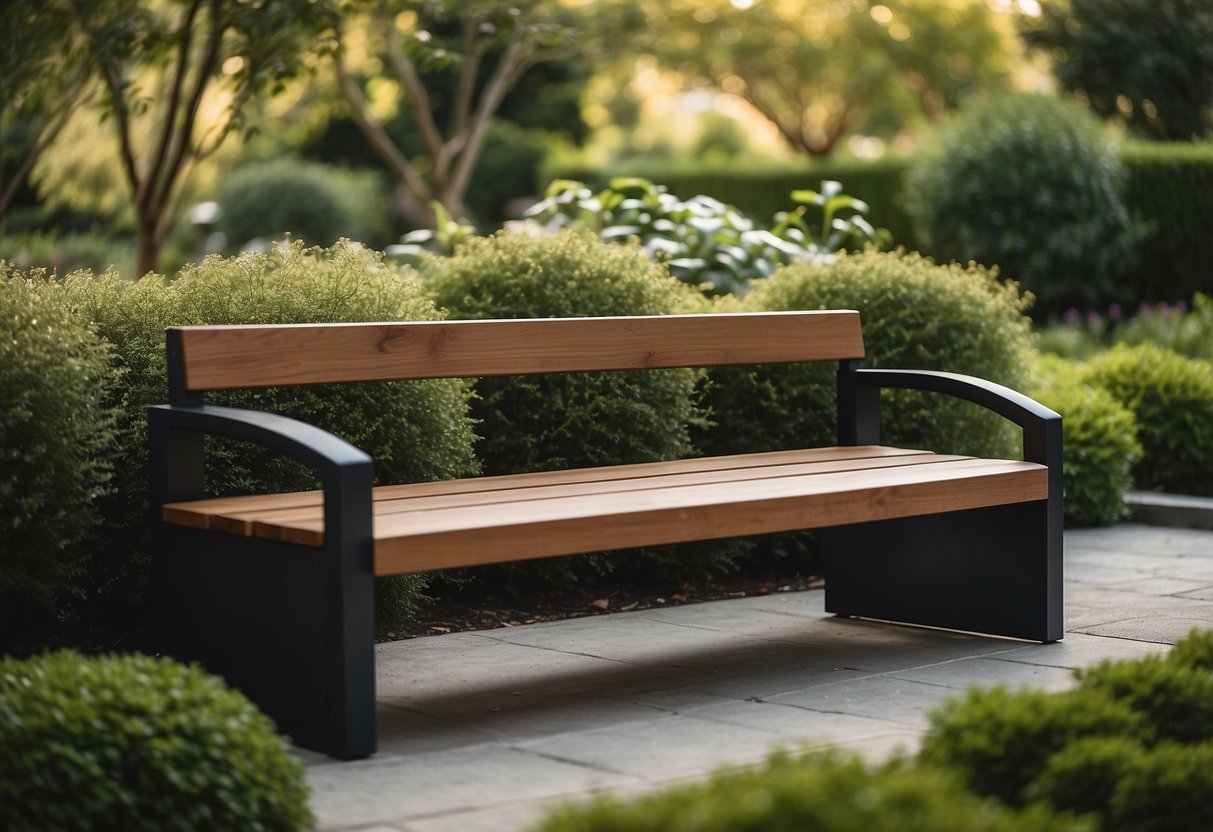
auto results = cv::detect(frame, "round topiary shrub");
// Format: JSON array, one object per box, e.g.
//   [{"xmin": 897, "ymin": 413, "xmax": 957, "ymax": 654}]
[
  {"xmin": 1076, "ymin": 652, "xmax": 1213, "ymax": 744},
  {"xmin": 918, "ymin": 684, "xmax": 1148, "ymax": 806},
  {"xmin": 1081, "ymin": 343, "xmax": 1213, "ymax": 496},
  {"xmin": 530, "ymin": 750, "xmax": 1085, "ymax": 832},
  {"xmin": 421, "ymin": 230, "xmax": 731, "ymax": 585},
  {"xmin": 702, "ymin": 250, "xmax": 1035, "ymax": 461},
  {"xmin": 214, "ymin": 157, "xmax": 390, "ymax": 250},
  {"xmin": 904, "ymin": 93, "xmax": 1143, "ymax": 317},
  {"xmin": 58, "ymin": 241, "xmax": 479, "ymax": 630},
  {"xmin": 0, "ymin": 651, "xmax": 312, "ymax": 831},
  {"xmin": 0, "ymin": 269, "xmax": 120, "ymax": 646},
  {"xmin": 1029, "ymin": 355, "xmax": 1142, "ymax": 527}
]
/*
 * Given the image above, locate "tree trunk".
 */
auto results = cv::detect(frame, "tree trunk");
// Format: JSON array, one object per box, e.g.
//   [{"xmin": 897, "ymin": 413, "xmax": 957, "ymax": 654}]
[{"xmin": 135, "ymin": 215, "xmax": 162, "ymax": 278}]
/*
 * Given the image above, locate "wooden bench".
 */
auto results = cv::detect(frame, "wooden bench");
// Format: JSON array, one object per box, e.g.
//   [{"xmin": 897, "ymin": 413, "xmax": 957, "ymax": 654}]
[{"xmin": 149, "ymin": 310, "xmax": 1062, "ymax": 760}]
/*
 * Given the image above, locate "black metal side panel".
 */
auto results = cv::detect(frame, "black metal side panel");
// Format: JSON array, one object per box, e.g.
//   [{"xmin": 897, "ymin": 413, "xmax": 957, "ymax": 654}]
[
  {"xmin": 821, "ymin": 501, "xmax": 1062, "ymax": 642},
  {"xmin": 156, "ymin": 525, "xmax": 376, "ymax": 759}
]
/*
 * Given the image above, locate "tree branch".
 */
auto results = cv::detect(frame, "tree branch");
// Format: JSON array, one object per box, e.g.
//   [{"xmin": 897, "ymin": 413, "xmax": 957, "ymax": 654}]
[
  {"xmin": 447, "ymin": 39, "xmax": 528, "ymax": 206},
  {"xmin": 385, "ymin": 25, "xmax": 445, "ymax": 166}
]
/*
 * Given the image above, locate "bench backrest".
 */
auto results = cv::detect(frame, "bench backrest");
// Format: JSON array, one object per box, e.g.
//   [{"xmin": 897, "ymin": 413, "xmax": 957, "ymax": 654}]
[{"xmin": 167, "ymin": 311, "xmax": 864, "ymax": 402}]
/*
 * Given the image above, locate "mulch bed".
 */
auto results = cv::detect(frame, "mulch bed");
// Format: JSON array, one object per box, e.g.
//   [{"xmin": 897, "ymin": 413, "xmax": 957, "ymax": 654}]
[{"xmin": 382, "ymin": 572, "xmax": 823, "ymax": 641}]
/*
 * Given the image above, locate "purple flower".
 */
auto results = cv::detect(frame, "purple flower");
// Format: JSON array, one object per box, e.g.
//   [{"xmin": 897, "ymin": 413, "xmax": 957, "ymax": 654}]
[
  {"xmin": 1176, "ymin": 300, "xmax": 1189, "ymax": 315},
  {"xmin": 1063, "ymin": 307, "xmax": 1080, "ymax": 325},
  {"xmin": 1087, "ymin": 310, "xmax": 1102, "ymax": 327},
  {"xmin": 1108, "ymin": 303, "xmax": 1122, "ymax": 320}
]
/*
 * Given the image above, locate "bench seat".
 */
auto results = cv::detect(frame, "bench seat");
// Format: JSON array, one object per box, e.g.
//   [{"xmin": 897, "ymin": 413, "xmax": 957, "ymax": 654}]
[{"xmin": 163, "ymin": 445, "xmax": 1046, "ymax": 574}]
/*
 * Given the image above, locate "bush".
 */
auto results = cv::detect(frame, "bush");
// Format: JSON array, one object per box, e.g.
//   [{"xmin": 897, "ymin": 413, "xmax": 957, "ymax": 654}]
[
  {"xmin": 0, "ymin": 651, "xmax": 312, "ymax": 831},
  {"xmin": 422, "ymin": 230, "xmax": 734, "ymax": 585},
  {"xmin": 0, "ymin": 271, "xmax": 121, "ymax": 646},
  {"xmin": 1081, "ymin": 344, "xmax": 1213, "ymax": 495},
  {"xmin": 1167, "ymin": 627, "xmax": 1213, "ymax": 671},
  {"xmin": 530, "ymin": 750, "xmax": 1085, "ymax": 832},
  {"xmin": 701, "ymin": 250, "xmax": 1035, "ymax": 461},
  {"xmin": 213, "ymin": 157, "xmax": 391, "ymax": 251},
  {"xmin": 0, "ymin": 231, "xmax": 134, "ymax": 276},
  {"xmin": 918, "ymin": 685, "xmax": 1148, "ymax": 805},
  {"xmin": 58, "ymin": 241, "xmax": 479, "ymax": 630},
  {"xmin": 1029, "ymin": 356, "xmax": 1142, "ymax": 526},
  {"xmin": 464, "ymin": 120, "xmax": 547, "ymax": 223},
  {"xmin": 1115, "ymin": 294, "xmax": 1213, "ymax": 360},
  {"xmin": 1076, "ymin": 653, "xmax": 1213, "ymax": 744},
  {"xmin": 904, "ymin": 93, "xmax": 1143, "ymax": 318}
]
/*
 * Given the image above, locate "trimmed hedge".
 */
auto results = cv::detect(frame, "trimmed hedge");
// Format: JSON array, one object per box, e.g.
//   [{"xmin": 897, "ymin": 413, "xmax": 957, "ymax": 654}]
[
  {"xmin": 530, "ymin": 750, "xmax": 1083, "ymax": 832},
  {"xmin": 422, "ymin": 230, "xmax": 739, "ymax": 586},
  {"xmin": 58, "ymin": 241, "xmax": 479, "ymax": 630},
  {"xmin": 1029, "ymin": 355, "xmax": 1142, "ymax": 527},
  {"xmin": 1081, "ymin": 344, "xmax": 1213, "ymax": 496},
  {"xmin": 0, "ymin": 651, "xmax": 312, "ymax": 831},
  {"xmin": 0, "ymin": 270, "xmax": 121, "ymax": 646},
  {"xmin": 702, "ymin": 250, "xmax": 1035, "ymax": 461}
]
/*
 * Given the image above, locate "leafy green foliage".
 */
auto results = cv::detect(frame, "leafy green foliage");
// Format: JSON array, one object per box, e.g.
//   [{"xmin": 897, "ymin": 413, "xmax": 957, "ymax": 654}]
[
  {"xmin": 920, "ymin": 685, "xmax": 1149, "ymax": 805},
  {"xmin": 702, "ymin": 250, "xmax": 1034, "ymax": 461},
  {"xmin": 525, "ymin": 176, "xmax": 890, "ymax": 295},
  {"xmin": 904, "ymin": 93, "xmax": 1144, "ymax": 317},
  {"xmin": 1115, "ymin": 294, "xmax": 1213, "ymax": 360},
  {"xmin": 1076, "ymin": 653, "xmax": 1213, "ymax": 744},
  {"xmin": 0, "ymin": 230, "xmax": 133, "ymax": 276},
  {"xmin": 214, "ymin": 157, "xmax": 391, "ymax": 250},
  {"xmin": 0, "ymin": 270, "xmax": 120, "ymax": 645},
  {"xmin": 1022, "ymin": 0, "xmax": 1213, "ymax": 142},
  {"xmin": 422, "ymin": 230, "xmax": 736, "ymax": 585},
  {"xmin": 1081, "ymin": 344, "xmax": 1213, "ymax": 496},
  {"xmin": 0, "ymin": 651, "xmax": 312, "ymax": 831},
  {"xmin": 1167, "ymin": 627, "xmax": 1213, "ymax": 671},
  {"xmin": 58, "ymin": 241, "xmax": 478, "ymax": 629},
  {"xmin": 1029, "ymin": 356, "xmax": 1142, "ymax": 526},
  {"xmin": 530, "ymin": 750, "xmax": 1086, "ymax": 832}
]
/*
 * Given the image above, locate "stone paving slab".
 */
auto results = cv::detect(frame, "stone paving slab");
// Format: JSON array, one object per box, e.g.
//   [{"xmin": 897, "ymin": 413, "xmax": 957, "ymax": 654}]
[{"xmin": 305, "ymin": 524, "xmax": 1213, "ymax": 832}]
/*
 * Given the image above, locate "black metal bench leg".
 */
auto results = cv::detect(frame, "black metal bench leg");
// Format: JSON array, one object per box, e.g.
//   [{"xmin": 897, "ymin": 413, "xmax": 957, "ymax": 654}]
[
  {"xmin": 820, "ymin": 501, "xmax": 1063, "ymax": 642},
  {"xmin": 155, "ymin": 526, "xmax": 377, "ymax": 759}
]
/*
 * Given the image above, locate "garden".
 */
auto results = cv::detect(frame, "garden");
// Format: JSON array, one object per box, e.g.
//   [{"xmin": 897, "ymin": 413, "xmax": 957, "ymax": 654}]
[{"xmin": 3, "ymin": 0, "xmax": 1213, "ymax": 829}]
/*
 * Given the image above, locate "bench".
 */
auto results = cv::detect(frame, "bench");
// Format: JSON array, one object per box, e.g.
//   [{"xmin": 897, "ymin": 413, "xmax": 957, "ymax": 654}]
[{"xmin": 149, "ymin": 310, "xmax": 1062, "ymax": 760}]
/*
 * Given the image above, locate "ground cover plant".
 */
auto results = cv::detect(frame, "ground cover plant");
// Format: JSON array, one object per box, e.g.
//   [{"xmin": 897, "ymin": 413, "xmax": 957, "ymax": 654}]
[{"xmin": 0, "ymin": 651, "xmax": 313, "ymax": 831}]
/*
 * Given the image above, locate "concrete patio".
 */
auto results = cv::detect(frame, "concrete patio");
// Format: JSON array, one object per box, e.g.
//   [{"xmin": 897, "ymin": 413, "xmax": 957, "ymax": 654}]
[{"xmin": 301, "ymin": 522, "xmax": 1213, "ymax": 832}]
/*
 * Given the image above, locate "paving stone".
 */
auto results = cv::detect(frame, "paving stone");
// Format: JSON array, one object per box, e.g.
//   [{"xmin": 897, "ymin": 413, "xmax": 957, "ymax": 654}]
[
  {"xmin": 1073, "ymin": 616, "xmax": 1213, "ymax": 644},
  {"xmin": 1176, "ymin": 586, "xmax": 1213, "ymax": 601},
  {"xmin": 994, "ymin": 631, "xmax": 1170, "ymax": 669},
  {"xmin": 889, "ymin": 656, "xmax": 1078, "ymax": 692},
  {"xmin": 308, "ymin": 746, "xmax": 637, "ymax": 830},
  {"xmin": 763, "ymin": 674, "xmax": 961, "ymax": 730}
]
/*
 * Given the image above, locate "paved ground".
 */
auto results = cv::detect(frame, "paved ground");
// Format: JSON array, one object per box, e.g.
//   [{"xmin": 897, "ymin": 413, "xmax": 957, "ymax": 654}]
[{"xmin": 301, "ymin": 523, "xmax": 1213, "ymax": 832}]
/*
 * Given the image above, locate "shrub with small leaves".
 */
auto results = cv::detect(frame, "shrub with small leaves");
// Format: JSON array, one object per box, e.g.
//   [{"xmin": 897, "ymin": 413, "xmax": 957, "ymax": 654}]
[
  {"xmin": 1081, "ymin": 343, "xmax": 1213, "ymax": 496},
  {"xmin": 422, "ymin": 230, "xmax": 737, "ymax": 585},
  {"xmin": 905, "ymin": 93, "xmax": 1144, "ymax": 317},
  {"xmin": 530, "ymin": 750, "xmax": 1086, "ymax": 832},
  {"xmin": 0, "ymin": 651, "xmax": 312, "ymax": 831},
  {"xmin": 58, "ymin": 241, "xmax": 478, "ymax": 630},
  {"xmin": 1029, "ymin": 355, "xmax": 1142, "ymax": 526},
  {"xmin": 1, "ymin": 269, "xmax": 120, "ymax": 645},
  {"xmin": 918, "ymin": 685, "xmax": 1148, "ymax": 805},
  {"xmin": 1076, "ymin": 652, "xmax": 1213, "ymax": 744}
]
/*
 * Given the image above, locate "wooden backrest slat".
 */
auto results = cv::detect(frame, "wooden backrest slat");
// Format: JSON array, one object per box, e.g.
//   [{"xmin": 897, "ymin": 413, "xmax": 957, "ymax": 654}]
[{"xmin": 172, "ymin": 311, "xmax": 864, "ymax": 393}]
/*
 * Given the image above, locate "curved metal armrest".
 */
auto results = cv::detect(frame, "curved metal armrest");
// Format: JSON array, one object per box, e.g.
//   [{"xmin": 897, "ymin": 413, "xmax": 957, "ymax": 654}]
[
  {"xmin": 148, "ymin": 404, "xmax": 373, "ymax": 515},
  {"xmin": 840, "ymin": 367, "xmax": 1062, "ymax": 468}
]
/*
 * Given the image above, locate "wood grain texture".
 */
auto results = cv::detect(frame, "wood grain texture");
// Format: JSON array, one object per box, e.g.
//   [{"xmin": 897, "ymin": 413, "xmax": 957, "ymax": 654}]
[
  {"xmin": 161, "ymin": 447, "xmax": 1048, "ymax": 575},
  {"xmin": 173, "ymin": 311, "xmax": 864, "ymax": 391}
]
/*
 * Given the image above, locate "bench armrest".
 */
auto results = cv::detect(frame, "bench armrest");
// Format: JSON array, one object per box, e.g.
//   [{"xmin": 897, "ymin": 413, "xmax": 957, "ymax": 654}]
[
  {"xmin": 838, "ymin": 367, "xmax": 1062, "ymax": 470},
  {"xmin": 148, "ymin": 404, "xmax": 373, "ymax": 538}
]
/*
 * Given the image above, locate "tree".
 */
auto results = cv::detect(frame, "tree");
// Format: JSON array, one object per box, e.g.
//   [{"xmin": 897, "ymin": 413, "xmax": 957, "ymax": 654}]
[
  {"xmin": 0, "ymin": 2, "xmax": 96, "ymax": 226},
  {"xmin": 1022, "ymin": 0, "xmax": 1213, "ymax": 141},
  {"xmin": 21, "ymin": 0, "xmax": 339, "ymax": 276},
  {"xmin": 334, "ymin": 0, "xmax": 578, "ymax": 227},
  {"xmin": 631, "ymin": 0, "xmax": 1014, "ymax": 157}
]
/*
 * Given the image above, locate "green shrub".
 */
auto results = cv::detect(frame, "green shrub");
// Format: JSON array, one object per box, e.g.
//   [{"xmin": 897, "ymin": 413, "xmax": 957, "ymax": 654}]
[
  {"xmin": 0, "ymin": 651, "xmax": 312, "ymax": 831},
  {"xmin": 1081, "ymin": 344, "xmax": 1213, "ymax": 495},
  {"xmin": 1027, "ymin": 736, "xmax": 1142, "ymax": 823},
  {"xmin": 701, "ymin": 250, "xmax": 1035, "ymax": 461},
  {"xmin": 0, "ymin": 230, "xmax": 134, "ymax": 276},
  {"xmin": 1115, "ymin": 294, "xmax": 1213, "ymax": 360},
  {"xmin": 1166, "ymin": 628, "xmax": 1213, "ymax": 671},
  {"xmin": 465, "ymin": 120, "xmax": 547, "ymax": 223},
  {"xmin": 213, "ymin": 157, "xmax": 391, "ymax": 250},
  {"xmin": 1076, "ymin": 653, "xmax": 1213, "ymax": 744},
  {"xmin": 530, "ymin": 750, "xmax": 1086, "ymax": 832},
  {"xmin": 422, "ymin": 230, "xmax": 734, "ymax": 585},
  {"xmin": 904, "ymin": 93, "xmax": 1144, "ymax": 318},
  {"xmin": 58, "ymin": 241, "xmax": 478, "ymax": 630},
  {"xmin": 0, "ymin": 271, "xmax": 121, "ymax": 646},
  {"xmin": 918, "ymin": 685, "xmax": 1148, "ymax": 805},
  {"xmin": 1029, "ymin": 355, "xmax": 1142, "ymax": 526},
  {"xmin": 525, "ymin": 177, "xmax": 889, "ymax": 296}
]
